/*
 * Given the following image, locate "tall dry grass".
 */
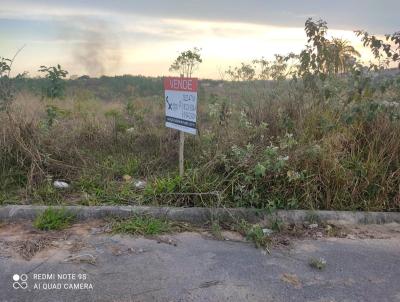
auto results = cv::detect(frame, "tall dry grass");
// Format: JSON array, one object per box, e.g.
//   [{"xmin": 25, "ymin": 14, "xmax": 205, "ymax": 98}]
[{"xmin": 1, "ymin": 77, "xmax": 400, "ymax": 211}]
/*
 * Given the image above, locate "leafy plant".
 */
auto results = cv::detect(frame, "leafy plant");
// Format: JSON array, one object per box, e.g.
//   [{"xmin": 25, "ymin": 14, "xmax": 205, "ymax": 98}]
[
  {"xmin": 38, "ymin": 64, "xmax": 68, "ymax": 99},
  {"xmin": 237, "ymin": 220, "xmax": 270, "ymax": 249},
  {"xmin": 42, "ymin": 104, "xmax": 70, "ymax": 128},
  {"xmin": 105, "ymin": 109, "xmax": 129, "ymax": 142},
  {"xmin": 355, "ymin": 30, "xmax": 400, "ymax": 69}
]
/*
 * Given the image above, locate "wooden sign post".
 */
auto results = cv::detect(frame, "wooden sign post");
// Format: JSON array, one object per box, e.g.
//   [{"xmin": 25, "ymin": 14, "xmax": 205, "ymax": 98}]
[
  {"xmin": 164, "ymin": 77, "xmax": 198, "ymax": 176},
  {"xmin": 179, "ymin": 131, "xmax": 185, "ymax": 176}
]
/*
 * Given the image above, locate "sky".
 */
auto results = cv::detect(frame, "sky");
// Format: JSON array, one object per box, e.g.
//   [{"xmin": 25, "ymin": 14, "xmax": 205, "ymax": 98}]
[{"xmin": 0, "ymin": 0, "xmax": 399, "ymax": 79}]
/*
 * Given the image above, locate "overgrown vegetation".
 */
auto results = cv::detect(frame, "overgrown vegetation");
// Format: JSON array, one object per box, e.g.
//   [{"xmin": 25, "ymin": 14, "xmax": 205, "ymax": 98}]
[
  {"xmin": 1, "ymin": 19, "xmax": 399, "ymax": 212},
  {"xmin": 34, "ymin": 208, "xmax": 75, "ymax": 230}
]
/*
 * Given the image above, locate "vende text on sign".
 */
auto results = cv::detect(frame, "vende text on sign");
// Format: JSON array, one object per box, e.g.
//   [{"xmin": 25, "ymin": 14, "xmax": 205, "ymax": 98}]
[{"xmin": 164, "ymin": 77, "xmax": 198, "ymax": 135}]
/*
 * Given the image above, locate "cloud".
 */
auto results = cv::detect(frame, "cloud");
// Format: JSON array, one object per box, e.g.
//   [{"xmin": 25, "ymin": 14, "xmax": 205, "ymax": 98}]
[
  {"xmin": 1, "ymin": 0, "xmax": 399, "ymax": 33},
  {"xmin": 1, "ymin": 0, "xmax": 395, "ymax": 78}
]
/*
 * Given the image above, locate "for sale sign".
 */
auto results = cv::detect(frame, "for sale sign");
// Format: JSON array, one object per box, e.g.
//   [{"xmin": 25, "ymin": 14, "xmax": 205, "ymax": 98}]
[{"xmin": 164, "ymin": 77, "xmax": 198, "ymax": 135}]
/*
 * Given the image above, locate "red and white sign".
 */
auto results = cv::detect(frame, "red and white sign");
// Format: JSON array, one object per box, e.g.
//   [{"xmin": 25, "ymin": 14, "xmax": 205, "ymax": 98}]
[
  {"xmin": 164, "ymin": 77, "xmax": 198, "ymax": 135},
  {"xmin": 164, "ymin": 77, "xmax": 198, "ymax": 92}
]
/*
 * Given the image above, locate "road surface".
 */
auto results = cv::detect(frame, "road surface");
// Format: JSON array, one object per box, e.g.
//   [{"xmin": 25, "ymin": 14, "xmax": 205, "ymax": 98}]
[{"xmin": 0, "ymin": 221, "xmax": 399, "ymax": 302}]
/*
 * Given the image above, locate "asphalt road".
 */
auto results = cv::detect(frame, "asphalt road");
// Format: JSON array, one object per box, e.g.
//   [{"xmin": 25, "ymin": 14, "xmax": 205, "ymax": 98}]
[{"xmin": 0, "ymin": 222, "xmax": 400, "ymax": 302}]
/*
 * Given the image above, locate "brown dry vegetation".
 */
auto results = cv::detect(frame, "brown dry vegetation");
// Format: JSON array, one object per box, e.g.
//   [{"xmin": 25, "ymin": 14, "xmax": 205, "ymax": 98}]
[{"xmin": 1, "ymin": 74, "xmax": 400, "ymax": 212}]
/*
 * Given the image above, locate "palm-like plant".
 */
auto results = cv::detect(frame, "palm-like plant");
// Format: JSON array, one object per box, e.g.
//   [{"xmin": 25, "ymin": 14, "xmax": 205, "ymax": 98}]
[{"xmin": 330, "ymin": 38, "xmax": 361, "ymax": 73}]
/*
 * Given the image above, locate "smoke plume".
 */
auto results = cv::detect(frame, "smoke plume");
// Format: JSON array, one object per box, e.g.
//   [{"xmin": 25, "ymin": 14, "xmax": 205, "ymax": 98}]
[{"xmin": 64, "ymin": 19, "xmax": 121, "ymax": 77}]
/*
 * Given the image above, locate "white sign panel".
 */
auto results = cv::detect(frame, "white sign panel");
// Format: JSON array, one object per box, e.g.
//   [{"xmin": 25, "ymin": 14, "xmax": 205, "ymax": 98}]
[{"xmin": 164, "ymin": 77, "xmax": 198, "ymax": 135}]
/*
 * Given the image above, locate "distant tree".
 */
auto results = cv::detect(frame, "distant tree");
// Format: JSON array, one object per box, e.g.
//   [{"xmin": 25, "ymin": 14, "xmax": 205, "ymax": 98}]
[
  {"xmin": 355, "ymin": 30, "xmax": 400, "ymax": 69},
  {"xmin": 226, "ymin": 63, "xmax": 256, "ymax": 81},
  {"xmin": 253, "ymin": 57, "xmax": 270, "ymax": 80},
  {"xmin": 38, "ymin": 64, "xmax": 68, "ymax": 99},
  {"xmin": 15, "ymin": 71, "xmax": 29, "ymax": 80},
  {"xmin": 227, "ymin": 54, "xmax": 297, "ymax": 82},
  {"xmin": 169, "ymin": 47, "xmax": 202, "ymax": 77},
  {"xmin": 270, "ymin": 55, "xmax": 289, "ymax": 80},
  {"xmin": 78, "ymin": 75, "xmax": 90, "ymax": 80}
]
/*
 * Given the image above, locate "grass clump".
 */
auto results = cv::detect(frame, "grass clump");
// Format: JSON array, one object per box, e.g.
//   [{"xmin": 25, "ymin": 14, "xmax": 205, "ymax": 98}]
[
  {"xmin": 309, "ymin": 257, "xmax": 327, "ymax": 270},
  {"xmin": 211, "ymin": 221, "xmax": 224, "ymax": 240},
  {"xmin": 111, "ymin": 216, "xmax": 175, "ymax": 236},
  {"xmin": 32, "ymin": 182, "xmax": 64, "ymax": 204},
  {"xmin": 237, "ymin": 220, "xmax": 271, "ymax": 249},
  {"xmin": 34, "ymin": 208, "xmax": 75, "ymax": 230}
]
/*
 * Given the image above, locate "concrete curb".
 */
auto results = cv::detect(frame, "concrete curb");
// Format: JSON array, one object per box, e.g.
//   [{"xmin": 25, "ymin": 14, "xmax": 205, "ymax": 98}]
[{"xmin": 0, "ymin": 205, "xmax": 399, "ymax": 225}]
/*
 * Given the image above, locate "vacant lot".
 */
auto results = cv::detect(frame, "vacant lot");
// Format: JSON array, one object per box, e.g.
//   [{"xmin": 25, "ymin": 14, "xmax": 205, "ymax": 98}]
[{"xmin": 2, "ymin": 73, "xmax": 400, "ymax": 212}]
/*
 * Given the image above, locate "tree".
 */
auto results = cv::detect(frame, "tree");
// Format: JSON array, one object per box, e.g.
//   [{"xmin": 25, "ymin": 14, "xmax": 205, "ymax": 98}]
[
  {"xmin": 302, "ymin": 18, "xmax": 329, "ymax": 75},
  {"xmin": 226, "ymin": 54, "xmax": 297, "ymax": 82},
  {"xmin": 355, "ymin": 30, "xmax": 400, "ymax": 69},
  {"xmin": 226, "ymin": 63, "xmax": 256, "ymax": 81},
  {"xmin": 253, "ymin": 57, "xmax": 270, "ymax": 80},
  {"xmin": 298, "ymin": 19, "xmax": 361, "ymax": 78},
  {"xmin": 0, "ymin": 46, "xmax": 25, "ymax": 111},
  {"xmin": 270, "ymin": 54, "xmax": 289, "ymax": 80},
  {"xmin": 169, "ymin": 47, "xmax": 202, "ymax": 77},
  {"xmin": 0, "ymin": 57, "xmax": 13, "ymax": 111},
  {"xmin": 38, "ymin": 64, "xmax": 68, "ymax": 99},
  {"xmin": 330, "ymin": 38, "xmax": 360, "ymax": 73}
]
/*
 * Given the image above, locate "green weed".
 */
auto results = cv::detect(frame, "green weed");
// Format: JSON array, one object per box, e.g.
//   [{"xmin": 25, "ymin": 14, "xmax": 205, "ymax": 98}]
[
  {"xmin": 32, "ymin": 182, "xmax": 64, "ymax": 204},
  {"xmin": 211, "ymin": 221, "xmax": 224, "ymax": 240},
  {"xmin": 309, "ymin": 257, "xmax": 327, "ymax": 270},
  {"xmin": 111, "ymin": 216, "xmax": 174, "ymax": 236},
  {"xmin": 237, "ymin": 220, "xmax": 271, "ymax": 249},
  {"xmin": 34, "ymin": 208, "xmax": 75, "ymax": 231}
]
